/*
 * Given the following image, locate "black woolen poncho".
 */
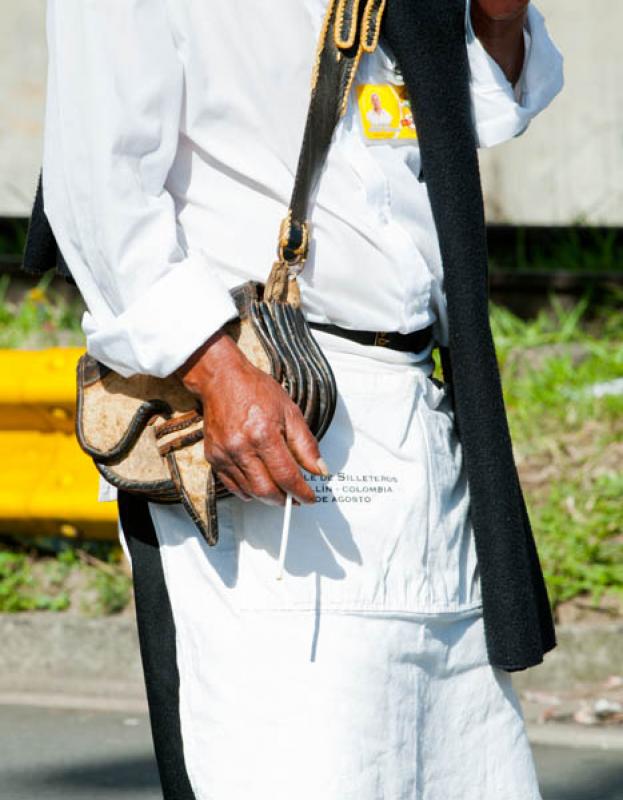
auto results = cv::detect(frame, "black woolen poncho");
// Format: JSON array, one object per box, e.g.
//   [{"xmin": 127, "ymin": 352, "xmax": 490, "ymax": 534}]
[{"xmin": 382, "ymin": 0, "xmax": 556, "ymax": 670}]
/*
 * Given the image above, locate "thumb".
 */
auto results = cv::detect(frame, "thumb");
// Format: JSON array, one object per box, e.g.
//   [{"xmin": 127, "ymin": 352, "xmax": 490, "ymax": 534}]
[{"xmin": 284, "ymin": 406, "xmax": 329, "ymax": 477}]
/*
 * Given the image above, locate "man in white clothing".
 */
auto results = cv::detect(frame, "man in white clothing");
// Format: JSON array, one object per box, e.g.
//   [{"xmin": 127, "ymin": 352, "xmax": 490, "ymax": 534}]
[{"xmin": 40, "ymin": 1, "xmax": 563, "ymax": 797}]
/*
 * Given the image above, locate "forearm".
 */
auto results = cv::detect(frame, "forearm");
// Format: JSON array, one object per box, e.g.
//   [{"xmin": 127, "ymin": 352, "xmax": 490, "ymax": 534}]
[{"xmin": 470, "ymin": 0, "xmax": 529, "ymax": 85}]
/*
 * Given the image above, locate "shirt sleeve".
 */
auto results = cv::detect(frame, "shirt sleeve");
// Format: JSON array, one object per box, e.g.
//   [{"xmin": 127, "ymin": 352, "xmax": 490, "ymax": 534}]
[
  {"xmin": 42, "ymin": 0, "xmax": 238, "ymax": 379},
  {"xmin": 465, "ymin": 1, "xmax": 564, "ymax": 149}
]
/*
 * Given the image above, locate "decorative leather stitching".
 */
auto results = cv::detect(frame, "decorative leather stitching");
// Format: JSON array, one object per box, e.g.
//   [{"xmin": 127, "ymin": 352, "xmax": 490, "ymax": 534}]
[
  {"xmin": 75, "ymin": 355, "xmax": 173, "ymax": 464},
  {"xmin": 361, "ymin": 0, "xmax": 387, "ymax": 53},
  {"xmin": 157, "ymin": 428, "xmax": 204, "ymax": 457},
  {"xmin": 96, "ymin": 462, "xmax": 178, "ymax": 499},
  {"xmin": 335, "ymin": 0, "xmax": 361, "ymax": 50},
  {"xmin": 154, "ymin": 410, "xmax": 202, "ymax": 439},
  {"xmin": 311, "ymin": 0, "xmax": 339, "ymax": 90},
  {"xmin": 338, "ymin": 51, "xmax": 364, "ymax": 117}
]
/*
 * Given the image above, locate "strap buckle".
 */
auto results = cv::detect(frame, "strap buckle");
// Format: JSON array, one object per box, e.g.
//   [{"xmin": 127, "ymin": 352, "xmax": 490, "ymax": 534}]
[
  {"xmin": 374, "ymin": 331, "xmax": 390, "ymax": 347},
  {"xmin": 278, "ymin": 214, "xmax": 309, "ymax": 269}
]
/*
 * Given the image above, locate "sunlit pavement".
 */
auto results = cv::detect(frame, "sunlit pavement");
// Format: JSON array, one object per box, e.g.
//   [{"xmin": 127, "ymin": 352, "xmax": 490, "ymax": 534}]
[{"xmin": 0, "ymin": 705, "xmax": 621, "ymax": 799}]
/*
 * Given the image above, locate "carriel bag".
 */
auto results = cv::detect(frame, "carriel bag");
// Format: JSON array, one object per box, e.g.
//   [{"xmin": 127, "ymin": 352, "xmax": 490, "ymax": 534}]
[{"xmin": 75, "ymin": 0, "xmax": 388, "ymax": 545}]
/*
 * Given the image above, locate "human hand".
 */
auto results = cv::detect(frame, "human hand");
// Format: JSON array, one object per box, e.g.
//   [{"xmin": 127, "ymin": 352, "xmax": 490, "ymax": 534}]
[{"xmin": 176, "ymin": 330, "xmax": 327, "ymax": 506}]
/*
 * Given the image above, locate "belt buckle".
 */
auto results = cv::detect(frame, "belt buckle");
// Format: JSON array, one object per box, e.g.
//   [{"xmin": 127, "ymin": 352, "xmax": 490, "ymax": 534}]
[{"xmin": 374, "ymin": 331, "xmax": 390, "ymax": 347}]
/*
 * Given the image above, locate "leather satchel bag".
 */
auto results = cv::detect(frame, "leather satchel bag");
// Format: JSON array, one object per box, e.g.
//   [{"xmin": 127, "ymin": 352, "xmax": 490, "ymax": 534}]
[{"xmin": 75, "ymin": 0, "xmax": 388, "ymax": 545}]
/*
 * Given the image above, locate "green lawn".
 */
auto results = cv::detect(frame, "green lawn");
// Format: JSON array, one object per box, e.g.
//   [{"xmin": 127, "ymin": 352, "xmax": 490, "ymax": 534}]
[{"xmin": 491, "ymin": 296, "xmax": 623, "ymax": 610}]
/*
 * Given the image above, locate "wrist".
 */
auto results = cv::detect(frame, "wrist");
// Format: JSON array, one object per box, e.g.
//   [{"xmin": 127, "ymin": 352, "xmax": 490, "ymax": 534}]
[{"xmin": 176, "ymin": 329, "xmax": 244, "ymax": 395}]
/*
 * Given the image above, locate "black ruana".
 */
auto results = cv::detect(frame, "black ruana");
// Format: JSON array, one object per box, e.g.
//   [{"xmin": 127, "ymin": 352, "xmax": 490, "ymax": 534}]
[{"xmin": 382, "ymin": 0, "xmax": 556, "ymax": 670}]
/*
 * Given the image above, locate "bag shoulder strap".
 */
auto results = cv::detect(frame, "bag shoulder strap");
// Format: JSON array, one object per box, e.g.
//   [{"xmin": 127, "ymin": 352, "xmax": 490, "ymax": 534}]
[{"xmin": 275, "ymin": 0, "xmax": 387, "ymax": 270}]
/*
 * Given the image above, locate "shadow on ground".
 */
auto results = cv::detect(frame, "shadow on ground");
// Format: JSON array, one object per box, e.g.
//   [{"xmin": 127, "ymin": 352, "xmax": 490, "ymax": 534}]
[
  {"xmin": 537, "ymin": 745, "xmax": 623, "ymax": 800},
  {"xmin": 5, "ymin": 756, "xmax": 160, "ymax": 793}
]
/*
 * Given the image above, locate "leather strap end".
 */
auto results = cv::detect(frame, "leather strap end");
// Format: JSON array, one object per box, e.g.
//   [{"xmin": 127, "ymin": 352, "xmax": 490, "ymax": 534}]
[
  {"xmin": 335, "ymin": 0, "xmax": 362, "ymax": 50},
  {"xmin": 361, "ymin": 0, "xmax": 387, "ymax": 53},
  {"xmin": 264, "ymin": 260, "xmax": 290, "ymax": 303}
]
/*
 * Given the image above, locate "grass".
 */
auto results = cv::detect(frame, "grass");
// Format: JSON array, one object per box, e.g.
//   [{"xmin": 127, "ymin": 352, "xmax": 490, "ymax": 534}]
[
  {"xmin": 0, "ymin": 273, "xmax": 621, "ymax": 615},
  {"xmin": 0, "ymin": 550, "xmax": 71, "ymax": 612},
  {"xmin": 0, "ymin": 540, "xmax": 131, "ymax": 615},
  {"xmin": 491, "ymin": 296, "xmax": 623, "ymax": 611}
]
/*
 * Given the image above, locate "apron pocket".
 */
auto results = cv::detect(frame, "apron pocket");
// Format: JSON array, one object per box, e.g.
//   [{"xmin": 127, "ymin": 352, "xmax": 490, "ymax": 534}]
[{"xmin": 232, "ymin": 364, "xmax": 454, "ymax": 614}]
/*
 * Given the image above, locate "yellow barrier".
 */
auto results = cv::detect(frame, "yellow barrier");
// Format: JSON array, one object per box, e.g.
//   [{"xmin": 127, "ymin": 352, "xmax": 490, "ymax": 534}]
[{"xmin": 0, "ymin": 348, "xmax": 118, "ymax": 539}]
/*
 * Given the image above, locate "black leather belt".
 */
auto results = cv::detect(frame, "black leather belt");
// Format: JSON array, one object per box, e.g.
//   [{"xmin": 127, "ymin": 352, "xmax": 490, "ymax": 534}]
[{"xmin": 307, "ymin": 322, "xmax": 434, "ymax": 353}]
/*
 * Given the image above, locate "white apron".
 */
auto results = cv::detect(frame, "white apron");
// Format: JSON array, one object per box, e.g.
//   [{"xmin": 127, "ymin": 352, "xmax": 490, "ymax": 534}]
[{"xmin": 146, "ymin": 331, "xmax": 542, "ymax": 800}]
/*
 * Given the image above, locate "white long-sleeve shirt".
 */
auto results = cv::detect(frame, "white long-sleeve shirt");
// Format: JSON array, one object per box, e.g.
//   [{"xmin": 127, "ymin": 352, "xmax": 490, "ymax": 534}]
[{"xmin": 43, "ymin": 0, "xmax": 563, "ymax": 379}]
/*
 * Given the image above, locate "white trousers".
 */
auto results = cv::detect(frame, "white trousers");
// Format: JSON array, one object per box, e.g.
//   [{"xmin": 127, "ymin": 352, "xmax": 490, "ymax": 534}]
[{"xmin": 130, "ymin": 332, "xmax": 541, "ymax": 799}]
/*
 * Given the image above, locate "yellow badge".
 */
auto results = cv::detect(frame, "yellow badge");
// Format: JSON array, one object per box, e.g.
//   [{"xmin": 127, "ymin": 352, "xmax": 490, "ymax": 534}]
[{"xmin": 356, "ymin": 83, "xmax": 417, "ymax": 142}]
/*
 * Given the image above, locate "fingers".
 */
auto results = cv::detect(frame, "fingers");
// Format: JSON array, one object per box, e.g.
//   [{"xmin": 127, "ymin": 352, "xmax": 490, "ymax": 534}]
[
  {"xmin": 206, "ymin": 430, "xmax": 316, "ymax": 506},
  {"xmin": 205, "ymin": 440, "xmax": 254, "ymax": 502},
  {"xmin": 208, "ymin": 442, "xmax": 293, "ymax": 507},
  {"xmin": 215, "ymin": 468, "xmax": 252, "ymax": 503},
  {"xmin": 258, "ymin": 438, "xmax": 316, "ymax": 505},
  {"xmin": 235, "ymin": 454, "xmax": 287, "ymax": 507},
  {"xmin": 284, "ymin": 405, "xmax": 328, "ymax": 477},
  {"xmin": 213, "ymin": 456, "xmax": 278, "ymax": 504}
]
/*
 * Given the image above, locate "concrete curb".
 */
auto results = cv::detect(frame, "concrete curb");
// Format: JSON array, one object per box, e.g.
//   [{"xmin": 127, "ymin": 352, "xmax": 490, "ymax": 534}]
[
  {"xmin": 526, "ymin": 722, "xmax": 623, "ymax": 752},
  {"xmin": 511, "ymin": 622, "xmax": 623, "ymax": 691},
  {"xmin": 0, "ymin": 612, "xmax": 144, "ymax": 701}
]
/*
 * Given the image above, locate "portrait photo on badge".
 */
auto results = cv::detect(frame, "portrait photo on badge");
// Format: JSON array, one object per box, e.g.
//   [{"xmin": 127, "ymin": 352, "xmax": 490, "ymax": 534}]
[{"xmin": 356, "ymin": 83, "xmax": 418, "ymax": 142}]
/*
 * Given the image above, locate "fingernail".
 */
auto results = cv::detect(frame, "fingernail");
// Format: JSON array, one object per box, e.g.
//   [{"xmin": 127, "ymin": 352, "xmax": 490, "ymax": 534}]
[{"xmin": 316, "ymin": 457, "xmax": 329, "ymax": 476}]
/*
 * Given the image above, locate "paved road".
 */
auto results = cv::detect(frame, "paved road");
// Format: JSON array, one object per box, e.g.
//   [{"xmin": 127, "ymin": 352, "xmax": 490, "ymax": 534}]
[{"xmin": 0, "ymin": 705, "xmax": 621, "ymax": 799}]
